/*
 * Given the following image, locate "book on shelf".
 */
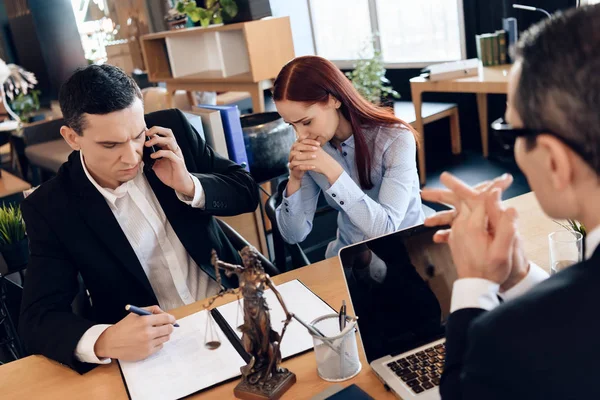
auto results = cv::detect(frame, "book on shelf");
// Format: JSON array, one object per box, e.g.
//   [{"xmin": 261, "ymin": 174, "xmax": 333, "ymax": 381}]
[
  {"xmin": 196, "ymin": 104, "xmax": 249, "ymax": 171},
  {"xmin": 190, "ymin": 106, "xmax": 229, "ymax": 158}
]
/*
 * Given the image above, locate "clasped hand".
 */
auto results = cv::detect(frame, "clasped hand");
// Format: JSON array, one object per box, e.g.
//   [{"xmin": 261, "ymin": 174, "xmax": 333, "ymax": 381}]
[
  {"xmin": 287, "ymin": 138, "xmax": 343, "ymax": 184},
  {"xmin": 421, "ymin": 172, "xmax": 530, "ymax": 291}
]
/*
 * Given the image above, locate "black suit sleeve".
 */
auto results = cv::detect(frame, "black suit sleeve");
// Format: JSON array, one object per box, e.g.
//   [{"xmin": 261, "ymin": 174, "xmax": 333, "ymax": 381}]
[
  {"xmin": 173, "ymin": 109, "xmax": 260, "ymax": 216},
  {"xmin": 19, "ymin": 200, "xmax": 97, "ymax": 374},
  {"xmin": 441, "ymin": 308, "xmax": 486, "ymax": 399},
  {"xmin": 441, "ymin": 308, "xmax": 520, "ymax": 400}
]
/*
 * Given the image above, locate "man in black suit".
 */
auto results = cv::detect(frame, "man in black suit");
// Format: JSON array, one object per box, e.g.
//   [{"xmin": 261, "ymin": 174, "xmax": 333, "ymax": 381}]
[
  {"xmin": 19, "ymin": 65, "xmax": 259, "ymax": 373},
  {"xmin": 421, "ymin": 5, "xmax": 600, "ymax": 399}
]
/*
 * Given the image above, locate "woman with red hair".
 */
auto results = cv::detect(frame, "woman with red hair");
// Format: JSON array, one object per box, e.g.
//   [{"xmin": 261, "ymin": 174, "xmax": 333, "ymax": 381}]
[{"xmin": 274, "ymin": 56, "xmax": 424, "ymax": 258}]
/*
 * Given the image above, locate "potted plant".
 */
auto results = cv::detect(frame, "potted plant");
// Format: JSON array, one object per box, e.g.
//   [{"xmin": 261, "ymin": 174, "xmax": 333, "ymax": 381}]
[
  {"xmin": 555, "ymin": 219, "xmax": 586, "ymax": 238},
  {"xmin": 174, "ymin": 0, "xmax": 238, "ymax": 28},
  {"xmin": 0, "ymin": 204, "xmax": 28, "ymax": 272},
  {"xmin": 10, "ymin": 90, "xmax": 41, "ymax": 123},
  {"xmin": 345, "ymin": 39, "xmax": 399, "ymax": 105}
]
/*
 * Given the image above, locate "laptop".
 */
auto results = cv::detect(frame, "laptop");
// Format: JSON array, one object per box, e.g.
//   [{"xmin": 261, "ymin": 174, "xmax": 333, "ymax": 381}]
[{"xmin": 338, "ymin": 224, "xmax": 455, "ymax": 399}]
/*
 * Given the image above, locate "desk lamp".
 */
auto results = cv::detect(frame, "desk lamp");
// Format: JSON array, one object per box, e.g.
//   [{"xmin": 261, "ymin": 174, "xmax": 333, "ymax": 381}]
[{"xmin": 513, "ymin": 4, "xmax": 553, "ymax": 19}]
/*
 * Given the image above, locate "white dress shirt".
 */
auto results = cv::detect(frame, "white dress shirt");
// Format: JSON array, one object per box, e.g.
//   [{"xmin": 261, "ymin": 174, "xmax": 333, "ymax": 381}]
[
  {"xmin": 451, "ymin": 224, "xmax": 600, "ymax": 313},
  {"xmin": 74, "ymin": 152, "xmax": 220, "ymax": 364}
]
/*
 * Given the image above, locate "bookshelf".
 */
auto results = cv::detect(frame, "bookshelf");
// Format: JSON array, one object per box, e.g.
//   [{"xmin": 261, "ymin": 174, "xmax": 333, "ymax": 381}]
[{"xmin": 140, "ymin": 17, "xmax": 295, "ymax": 112}]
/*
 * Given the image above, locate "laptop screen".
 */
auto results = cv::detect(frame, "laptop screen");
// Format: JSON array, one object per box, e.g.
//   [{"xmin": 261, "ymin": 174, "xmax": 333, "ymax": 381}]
[{"xmin": 339, "ymin": 224, "xmax": 457, "ymax": 363}]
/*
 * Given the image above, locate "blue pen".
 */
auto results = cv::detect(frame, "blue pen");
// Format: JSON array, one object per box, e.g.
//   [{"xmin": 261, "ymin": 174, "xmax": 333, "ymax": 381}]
[{"xmin": 125, "ymin": 304, "xmax": 180, "ymax": 327}]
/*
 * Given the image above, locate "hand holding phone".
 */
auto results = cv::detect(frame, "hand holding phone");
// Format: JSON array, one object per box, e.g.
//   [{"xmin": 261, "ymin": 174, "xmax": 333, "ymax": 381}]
[{"xmin": 143, "ymin": 135, "xmax": 159, "ymax": 169}]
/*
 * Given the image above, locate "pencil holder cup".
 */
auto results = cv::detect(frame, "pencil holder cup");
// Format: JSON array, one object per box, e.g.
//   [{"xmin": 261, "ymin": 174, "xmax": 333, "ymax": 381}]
[{"xmin": 310, "ymin": 313, "xmax": 361, "ymax": 382}]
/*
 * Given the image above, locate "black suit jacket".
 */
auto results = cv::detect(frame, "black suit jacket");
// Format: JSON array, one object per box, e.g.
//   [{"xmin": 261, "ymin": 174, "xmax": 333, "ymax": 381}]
[
  {"xmin": 19, "ymin": 109, "xmax": 259, "ymax": 373},
  {"xmin": 441, "ymin": 246, "xmax": 600, "ymax": 400}
]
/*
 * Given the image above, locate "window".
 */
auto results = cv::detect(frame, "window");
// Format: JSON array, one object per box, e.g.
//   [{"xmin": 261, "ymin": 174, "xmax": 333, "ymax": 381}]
[{"xmin": 308, "ymin": 0, "xmax": 466, "ymax": 68}]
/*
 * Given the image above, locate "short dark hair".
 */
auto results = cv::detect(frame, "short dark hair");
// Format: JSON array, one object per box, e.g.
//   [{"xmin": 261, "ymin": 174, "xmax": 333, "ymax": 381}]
[
  {"xmin": 58, "ymin": 64, "xmax": 142, "ymax": 135},
  {"xmin": 513, "ymin": 4, "xmax": 600, "ymax": 174}
]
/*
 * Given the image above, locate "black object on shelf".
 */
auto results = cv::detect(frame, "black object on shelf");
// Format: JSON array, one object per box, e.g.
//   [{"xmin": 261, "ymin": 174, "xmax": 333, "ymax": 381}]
[
  {"xmin": 226, "ymin": 0, "xmax": 272, "ymax": 24},
  {"xmin": 240, "ymin": 112, "xmax": 295, "ymax": 184}
]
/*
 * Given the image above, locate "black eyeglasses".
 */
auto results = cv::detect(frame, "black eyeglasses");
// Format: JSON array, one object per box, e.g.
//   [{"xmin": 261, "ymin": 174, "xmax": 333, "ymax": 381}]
[{"xmin": 491, "ymin": 118, "xmax": 591, "ymax": 162}]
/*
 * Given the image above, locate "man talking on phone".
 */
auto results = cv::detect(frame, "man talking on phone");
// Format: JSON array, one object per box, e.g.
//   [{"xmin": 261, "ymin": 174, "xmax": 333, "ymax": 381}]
[{"xmin": 19, "ymin": 65, "xmax": 259, "ymax": 373}]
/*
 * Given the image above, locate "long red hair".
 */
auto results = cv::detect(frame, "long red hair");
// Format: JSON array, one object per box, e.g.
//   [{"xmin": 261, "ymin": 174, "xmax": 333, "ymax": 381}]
[{"xmin": 273, "ymin": 55, "xmax": 417, "ymax": 190}]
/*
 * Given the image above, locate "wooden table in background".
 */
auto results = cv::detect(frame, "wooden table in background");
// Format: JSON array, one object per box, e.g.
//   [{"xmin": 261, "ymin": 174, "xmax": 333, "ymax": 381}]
[
  {"xmin": 0, "ymin": 170, "xmax": 31, "ymax": 199},
  {"xmin": 0, "ymin": 192, "xmax": 557, "ymax": 399},
  {"xmin": 410, "ymin": 65, "xmax": 511, "ymax": 184}
]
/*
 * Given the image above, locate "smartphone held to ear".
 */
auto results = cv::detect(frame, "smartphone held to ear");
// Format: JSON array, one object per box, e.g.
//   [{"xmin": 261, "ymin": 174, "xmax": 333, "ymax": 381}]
[{"xmin": 143, "ymin": 135, "xmax": 159, "ymax": 169}]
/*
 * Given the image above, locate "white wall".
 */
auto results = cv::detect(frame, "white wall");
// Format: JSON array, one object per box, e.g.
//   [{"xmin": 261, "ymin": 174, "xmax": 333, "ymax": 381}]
[{"xmin": 270, "ymin": 0, "xmax": 315, "ymax": 56}]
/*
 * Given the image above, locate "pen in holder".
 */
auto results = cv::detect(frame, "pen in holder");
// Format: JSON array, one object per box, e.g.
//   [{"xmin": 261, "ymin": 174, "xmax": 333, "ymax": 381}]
[{"xmin": 309, "ymin": 313, "xmax": 361, "ymax": 382}]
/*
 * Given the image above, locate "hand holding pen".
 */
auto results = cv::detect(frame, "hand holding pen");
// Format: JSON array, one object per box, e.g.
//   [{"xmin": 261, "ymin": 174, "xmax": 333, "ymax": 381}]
[{"xmin": 94, "ymin": 305, "xmax": 178, "ymax": 362}]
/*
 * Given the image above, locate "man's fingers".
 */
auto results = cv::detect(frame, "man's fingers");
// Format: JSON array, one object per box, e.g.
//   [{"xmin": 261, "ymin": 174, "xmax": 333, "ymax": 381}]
[
  {"xmin": 153, "ymin": 323, "xmax": 174, "ymax": 338},
  {"xmin": 485, "ymin": 189, "xmax": 504, "ymax": 229},
  {"xmin": 143, "ymin": 305, "xmax": 164, "ymax": 314},
  {"xmin": 151, "ymin": 335, "xmax": 171, "ymax": 348},
  {"xmin": 151, "ymin": 150, "xmax": 180, "ymax": 162},
  {"xmin": 147, "ymin": 126, "xmax": 174, "ymax": 139},
  {"xmin": 433, "ymin": 229, "xmax": 451, "ymax": 243},
  {"xmin": 466, "ymin": 194, "xmax": 488, "ymax": 233},
  {"xmin": 146, "ymin": 312, "xmax": 177, "ymax": 327},
  {"xmin": 420, "ymin": 188, "xmax": 460, "ymax": 209},
  {"xmin": 147, "ymin": 134, "xmax": 179, "ymax": 152},
  {"xmin": 440, "ymin": 172, "xmax": 478, "ymax": 204},
  {"xmin": 424, "ymin": 210, "xmax": 457, "ymax": 227},
  {"xmin": 489, "ymin": 208, "xmax": 518, "ymax": 266}
]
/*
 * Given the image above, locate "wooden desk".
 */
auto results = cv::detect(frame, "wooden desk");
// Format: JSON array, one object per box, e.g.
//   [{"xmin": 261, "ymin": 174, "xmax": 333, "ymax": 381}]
[
  {"xmin": 0, "ymin": 170, "xmax": 31, "ymax": 199},
  {"xmin": 0, "ymin": 192, "xmax": 556, "ymax": 399},
  {"xmin": 410, "ymin": 65, "xmax": 511, "ymax": 184}
]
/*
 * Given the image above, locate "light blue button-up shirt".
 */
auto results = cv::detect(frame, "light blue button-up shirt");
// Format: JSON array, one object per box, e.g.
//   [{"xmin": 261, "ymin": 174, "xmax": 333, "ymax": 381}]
[{"xmin": 276, "ymin": 124, "xmax": 424, "ymax": 258}]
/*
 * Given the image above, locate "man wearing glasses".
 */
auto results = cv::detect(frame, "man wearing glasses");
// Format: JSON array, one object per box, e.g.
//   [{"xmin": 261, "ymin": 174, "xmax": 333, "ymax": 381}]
[{"xmin": 423, "ymin": 5, "xmax": 600, "ymax": 399}]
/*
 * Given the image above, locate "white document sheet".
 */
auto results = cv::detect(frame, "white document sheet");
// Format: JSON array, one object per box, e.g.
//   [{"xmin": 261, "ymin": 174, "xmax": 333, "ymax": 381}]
[
  {"xmin": 216, "ymin": 279, "xmax": 335, "ymax": 358},
  {"xmin": 119, "ymin": 309, "xmax": 245, "ymax": 400}
]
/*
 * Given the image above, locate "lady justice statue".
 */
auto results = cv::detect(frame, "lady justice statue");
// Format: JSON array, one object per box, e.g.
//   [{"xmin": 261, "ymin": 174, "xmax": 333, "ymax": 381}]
[{"xmin": 211, "ymin": 246, "xmax": 296, "ymax": 399}]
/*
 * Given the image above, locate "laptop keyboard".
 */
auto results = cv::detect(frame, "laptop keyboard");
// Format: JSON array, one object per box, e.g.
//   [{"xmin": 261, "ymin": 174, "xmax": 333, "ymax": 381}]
[{"xmin": 386, "ymin": 343, "xmax": 446, "ymax": 395}]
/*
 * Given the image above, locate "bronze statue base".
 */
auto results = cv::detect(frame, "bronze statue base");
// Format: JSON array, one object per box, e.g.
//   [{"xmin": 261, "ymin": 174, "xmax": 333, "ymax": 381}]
[{"xmin": 234, "ymin": 371, "xmax": 297, "ymax": 400}]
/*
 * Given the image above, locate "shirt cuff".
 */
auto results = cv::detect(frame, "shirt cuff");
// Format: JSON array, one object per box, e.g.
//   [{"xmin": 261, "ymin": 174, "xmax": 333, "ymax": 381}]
[
  {"xmin": 499, "ymin": 262, "xmax": 549, "ymax": 301},
  {"xmin": 450, "ymin": 278, "xmax": 501, "ymax": 313},
  {"xmin": 281, "ymin": 186, "xmax": 303, "ymax": 216},
  {"xmin": 176, "ymin": 174, "xmax": 205, "ymax": 208},
  {"xmin": 74, "ymin": 324, "xmax": 113, "ymax": 364},
  {"xmin": 324, "ymin": 171, "xmax": 364, "ymax": 211}
]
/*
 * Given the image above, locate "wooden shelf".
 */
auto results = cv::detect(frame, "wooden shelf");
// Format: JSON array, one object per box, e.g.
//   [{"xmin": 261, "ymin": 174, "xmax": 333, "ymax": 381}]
[
  {"xmin": 141, "ymin": 17, "xmax": 294, "ymax": 84},
  {"xmin": 161, "ymin": 71, "xmax": 254, "ymax": 83}
]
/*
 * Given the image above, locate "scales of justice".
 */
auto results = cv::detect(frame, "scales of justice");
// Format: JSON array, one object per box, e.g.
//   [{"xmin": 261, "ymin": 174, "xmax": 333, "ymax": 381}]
[{"xmin": 204, "ymin": 246, "xmax": 296, "ymax": 400}]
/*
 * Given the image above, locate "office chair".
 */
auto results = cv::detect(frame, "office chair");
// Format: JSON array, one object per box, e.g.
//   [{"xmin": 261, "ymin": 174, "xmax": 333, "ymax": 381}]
[
  {"xmin": 215, "ymin": 218, "xmax": 280, "ymax": 276},
  {"xmin": 265, "ymin": 179, "xmax": 316, "ymax": 272}
]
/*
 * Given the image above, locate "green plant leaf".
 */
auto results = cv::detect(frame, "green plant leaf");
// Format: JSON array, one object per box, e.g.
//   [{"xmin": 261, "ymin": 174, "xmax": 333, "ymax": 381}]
[
  {"xmin": 212, "ymin": 9, "xmax": 223, "ymax": 24},
  {"xmin": 206, "ymin": 0, "xmax": 218, "ymax": 9},
  {"xmin": 0, "ymin": 204, "xmax": 25, "ymax": 245},
  {"xmin": 221, "ymin": 0, "xmax": 238, "ymax": 18},
  {"xmin": 183, "ymin": 2, "xmax": 198, "ymax": 14}
]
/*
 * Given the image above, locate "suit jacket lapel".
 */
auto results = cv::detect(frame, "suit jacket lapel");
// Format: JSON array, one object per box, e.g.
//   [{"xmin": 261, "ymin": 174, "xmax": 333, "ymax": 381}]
[{"xmin": 68, "ymin": 153, "xmax": 157, "ymax": 301}]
